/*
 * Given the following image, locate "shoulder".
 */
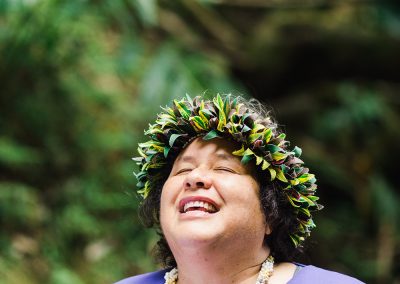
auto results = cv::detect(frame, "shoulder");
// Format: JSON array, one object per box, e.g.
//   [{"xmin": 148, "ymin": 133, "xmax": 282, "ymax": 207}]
[
  {"xmin": 288, "ymin": 265, "xmax": 365, "ymax": 284},
  {"xmin": 114, "ymin": 269, "xmax": 168, "ymax": 284}
]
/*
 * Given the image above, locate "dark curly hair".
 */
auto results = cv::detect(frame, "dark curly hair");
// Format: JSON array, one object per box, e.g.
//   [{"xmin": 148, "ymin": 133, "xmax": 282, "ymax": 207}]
[{"xmin": 138, "ymin": 97, "xmax": 305, "ymax": 267}]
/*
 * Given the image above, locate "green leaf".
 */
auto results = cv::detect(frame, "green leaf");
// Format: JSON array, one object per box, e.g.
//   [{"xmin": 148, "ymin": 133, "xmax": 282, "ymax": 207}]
[
  {"xmin": 265, "ymin": 144, "xmax": 281, "ymax": 153},
  {"xmin": 145, "ymin": 153, "xmax": 154, "ymax": 162},
  {"xmin": 242, "ymin": 125, "xmax": 251, "ymax": 133},
  {"xmin": 199, "ymin": 107, "xmax": 210, "ymax": 124},
  {"xmin": 213, "ymin": 94, "xmax": 227, "ymax": 131},
  {"xmin": 299, "ymin": 195, "xmax": 317, "ymax": 207},
  {"xmin": 289, "ymin": 234, "xmax": 300, "ymax": 247},
  {"xmin": 264, "ymin": 128, "xmax": 273, "ymax": 143},
  {"xmin": 169, "ymin": 134, "xmax": 182, "ymax": 147},
  {"xmin": 156, "ymin": 116, "xmax": 178, "ymax": 128},
  {"xmin": 277, "ymin": 133, "xmax": 286, "ymax": 140},
  {"xmin": 231, "ymin": 96, "xmax": 238, "ymax": 108},
  {"xmin": 214, "ymin": 93, "xmax": 224, "ymax": 110},
  {"xmin": 248, "ymin": 133, "xmax": 262, "ymax": 143},
  {"xmin": 190, "ymin": 116, "xmax": 208, "ymax": 131},
  {"xmin": 276, "ymin": 168, "xmax": 288, "ymax": 182},
  {"xmin": 232, "ymin": 147, "xmax": 254, "ymax": 159},
  {"xmin": 241, "ymin": 155, "xmax": 253, "ymax": 164},
  {"xmin": 287, "ymin": 195, "xmax": 301, "ymax": 208},
  {"xmin": 271, "ymin": 152, "xmax": 287, "ymax": 161},
  {"xmin": 137, "ymin": 146, "xmax": 146, "ymax": 158},
  {"xmin": 262, "ymin": 160, "xmax": 270, "ymax": 170},
  {"xmin": 232, "ymin": 145, "xmax": 245, "ymax": 156},
  {"xmin": 164, "ymin": 146, "xmax": 171, "ymax": 158},
  {"xmin": 223, "ymin": 95, "xmax": 231, "ymax": 116},
  {"xmin": 132, "ymin": 157, "xmax": 142, "ymax": 163},
  {"xmin": 143, "ymin": 181, "xmax": 151, "ymax": 198},
  {"xmin": 185, "ymin": 93, "xmax": 192, "ymax": 102},
  {"xmin": 299, "ymin": 207, "xmax": 311, "ymax": 217},
  {"xmin": 145, "ymin": 126, "xmax": 163, "ymax": 135},
  {"xmin": 174, "ymin": 100, "xmax": 191, "ymax": 120},
  {"xmin": 200, "ymin": 108, "xmax": 213, "ymax": 118},
  {"xmin": 298, "ymin": 173, "xmax": 315, "ymax": 183},
  {"xmin": 160, "ymin": 106, "xmax": 175, "ymax": 116},
  {"xmin": 307, "ymin": 195, "xmax": 319, "ymax": 202},
  {"xmin": 251, "ymin": 123, "xmax": 264, "ymax": 134},
  {"xmin": 293, "ymin": 146, "xmax": 302, "ymax": 158},
  {"xmin": 269, "ymin": 167, "xmax": 276, "ymax": 180},
  {"xmin": 243, "ymin": 148, "xmax": 254, "ymax": 156},
  {"xmin": 138, "ymin": 140, "xmax": 158, "ymax": 148},
  {"xmin": 203, "ymin": 130, "xmax": 220, "ymax": 140}
]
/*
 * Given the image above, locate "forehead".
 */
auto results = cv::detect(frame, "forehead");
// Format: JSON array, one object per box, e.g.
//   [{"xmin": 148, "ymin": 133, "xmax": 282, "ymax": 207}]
[{"xmin": 175, "ymin": 137, "xmax": 239, "ymax": 162}]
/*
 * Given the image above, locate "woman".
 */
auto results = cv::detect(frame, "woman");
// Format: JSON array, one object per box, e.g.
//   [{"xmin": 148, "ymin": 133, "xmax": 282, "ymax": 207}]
[{"xmin": 116, "ymin": 94, "xmax": 364, "ymax": 284}]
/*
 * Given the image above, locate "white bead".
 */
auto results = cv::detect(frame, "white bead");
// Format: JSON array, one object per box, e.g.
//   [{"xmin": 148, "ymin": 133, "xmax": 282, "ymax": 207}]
[{"xmin": 164, "ymin": 256, "xmax": 274, "ymax": 284}]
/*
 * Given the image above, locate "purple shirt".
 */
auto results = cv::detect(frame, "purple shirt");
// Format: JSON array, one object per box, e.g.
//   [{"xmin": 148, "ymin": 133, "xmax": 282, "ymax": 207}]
[{"xmin": 115, "ymin": 264, "xmax": 365, "ymax": 284}]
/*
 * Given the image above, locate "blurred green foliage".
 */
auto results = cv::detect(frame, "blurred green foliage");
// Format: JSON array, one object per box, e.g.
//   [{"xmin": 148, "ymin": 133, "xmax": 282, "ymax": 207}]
[{"xmin": 0, "ymin": 0, "xmax": 399, "ymax": 283}]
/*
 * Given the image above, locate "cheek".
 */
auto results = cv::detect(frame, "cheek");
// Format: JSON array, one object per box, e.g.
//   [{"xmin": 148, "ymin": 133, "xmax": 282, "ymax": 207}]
[
  {"xmin": 159, "ymin": 190, "xmax": 170, "ymax": 232},
  {"xmin": 160, "ymin": 184, "xmax": 171, "ymax": 214},
  {"xmin": 159, "ymin": 178, "xmax": 179, "ymax": 218},
  {"xmin": 232, "ymin": 178, "xmax": 260, "ymax": 202},
  {"xmin": 232, "ymin": 179, "xmax": 264, "ymax": 219},
  {"xmin": 160, "ymin": 178, "xmax": 175, "ymax": 202}
]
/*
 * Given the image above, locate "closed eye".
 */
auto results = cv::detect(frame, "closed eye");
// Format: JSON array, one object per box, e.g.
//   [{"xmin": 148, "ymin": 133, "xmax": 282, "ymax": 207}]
[
  {"xmin": 214, "ymin": 167, "xmax": 237, "ymax": 174},
  {"xmin": 175, "ymin": 168, "xmax": 193, "ymax": 175}
]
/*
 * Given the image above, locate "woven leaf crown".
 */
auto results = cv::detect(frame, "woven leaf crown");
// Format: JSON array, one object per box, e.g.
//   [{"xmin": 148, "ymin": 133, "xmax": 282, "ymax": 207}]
[{"xmin": 134, "ymin": 94, "xmax": 322, "ymax": 247}]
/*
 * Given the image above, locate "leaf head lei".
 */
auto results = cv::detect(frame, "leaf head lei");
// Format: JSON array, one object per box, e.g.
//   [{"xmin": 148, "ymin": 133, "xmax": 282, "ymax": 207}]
[{"xmin": 134, "ymin": 94, "xmax": 322, "ymax": 247}]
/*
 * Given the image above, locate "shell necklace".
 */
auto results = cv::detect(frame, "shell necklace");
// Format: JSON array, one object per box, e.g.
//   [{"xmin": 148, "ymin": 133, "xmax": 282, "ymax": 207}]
[{"xmin": 164, "ymin": 255, "xmax": 274, "ymax": 284}]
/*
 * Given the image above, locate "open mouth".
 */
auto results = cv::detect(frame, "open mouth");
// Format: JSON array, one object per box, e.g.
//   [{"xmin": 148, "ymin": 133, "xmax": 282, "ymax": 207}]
[{"xmin": 179, "ymin": 197, "xmax": 219, "ymax": 214}]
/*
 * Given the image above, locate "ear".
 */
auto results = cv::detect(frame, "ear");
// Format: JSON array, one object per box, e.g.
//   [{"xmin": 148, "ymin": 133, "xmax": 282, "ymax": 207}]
[{"xmin": 265, "ymin": 224, "xmax": 272, "ymax": 236}]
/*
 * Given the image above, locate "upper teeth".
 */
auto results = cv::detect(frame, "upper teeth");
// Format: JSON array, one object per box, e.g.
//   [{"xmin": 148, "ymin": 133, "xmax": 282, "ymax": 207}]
[{"xmin": 183, "ymin": 201, "xmax": 216, "ymax": 213}]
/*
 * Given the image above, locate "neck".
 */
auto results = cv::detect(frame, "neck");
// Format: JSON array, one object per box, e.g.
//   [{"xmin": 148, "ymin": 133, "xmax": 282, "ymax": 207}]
[{"xmin": 171, "ymin": 242, "xmax": 270, "ymax": 284}]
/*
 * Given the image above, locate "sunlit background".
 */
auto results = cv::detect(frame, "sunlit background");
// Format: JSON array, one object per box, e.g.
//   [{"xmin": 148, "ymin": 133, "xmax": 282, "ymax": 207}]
[{"xmin": 1, "ymin": 0, "xmax": 399, "ymax": 283}]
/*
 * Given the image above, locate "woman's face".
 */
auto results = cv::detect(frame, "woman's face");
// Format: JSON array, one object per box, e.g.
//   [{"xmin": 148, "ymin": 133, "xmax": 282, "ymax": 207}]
[{"xmin": 160, "ymin": 138, "xmax": 269, "ymax": 252}]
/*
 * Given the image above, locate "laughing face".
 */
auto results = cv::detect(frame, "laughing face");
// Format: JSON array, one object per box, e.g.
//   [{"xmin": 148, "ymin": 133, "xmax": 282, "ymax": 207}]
[{"xmin": 160, "ymin": 138, "xmax": 270, "ymax": 254}]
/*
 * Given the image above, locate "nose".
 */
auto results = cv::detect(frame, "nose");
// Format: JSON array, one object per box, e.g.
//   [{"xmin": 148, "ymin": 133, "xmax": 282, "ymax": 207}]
[{"xmin": 183, "ymin": 169, "xmax": 212, "ymax": 190}]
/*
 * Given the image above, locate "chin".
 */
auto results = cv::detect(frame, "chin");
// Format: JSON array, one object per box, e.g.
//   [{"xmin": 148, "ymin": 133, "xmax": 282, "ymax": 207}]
[{"xmin": 167, "ymin": 226, "xmax": 223, "ymax": 247}]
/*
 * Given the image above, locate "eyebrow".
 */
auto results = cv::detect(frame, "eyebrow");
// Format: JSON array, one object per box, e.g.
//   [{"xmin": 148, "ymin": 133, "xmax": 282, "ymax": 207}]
[
  {"xmin": 215, "ymin": 153, "xmax": 237, "ymax": 161},
  {"xmin": 176, "ymin": 155, "xmax": 196, "ymax": 163},
  {"xmin": 176, "ymin": 152, "xmax": 238, "ymax": 163}
]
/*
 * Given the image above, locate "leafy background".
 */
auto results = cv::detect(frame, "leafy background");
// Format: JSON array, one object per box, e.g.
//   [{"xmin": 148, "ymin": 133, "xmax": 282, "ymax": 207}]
[{"xmin": 0, "ymin": 0, "xmax": 399, "ymax": 283}]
